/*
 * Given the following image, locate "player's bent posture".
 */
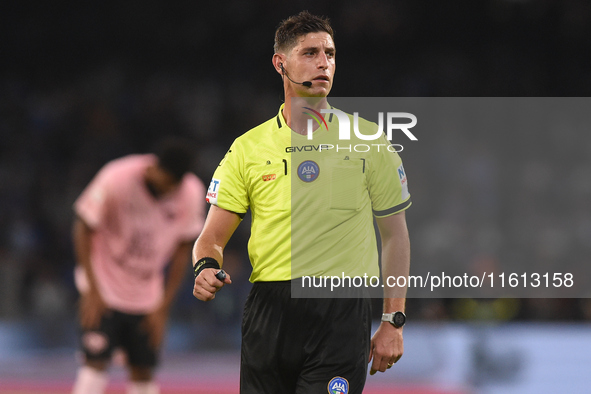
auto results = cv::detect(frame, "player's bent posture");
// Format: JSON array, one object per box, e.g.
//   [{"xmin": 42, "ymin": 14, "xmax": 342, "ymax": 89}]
[
  {"xmin": 193, "ymin": 11, "xmax": 411, "ymax": 394},
  {"xmin": 71, "ymin": 140, "xmax": 205, "ymax": 394}
]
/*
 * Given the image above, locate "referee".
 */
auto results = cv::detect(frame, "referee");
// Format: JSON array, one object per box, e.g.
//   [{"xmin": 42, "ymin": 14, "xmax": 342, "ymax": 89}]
[{"xmin": 193, "ymin": 11, "xmax": 411, "ymax": 394}]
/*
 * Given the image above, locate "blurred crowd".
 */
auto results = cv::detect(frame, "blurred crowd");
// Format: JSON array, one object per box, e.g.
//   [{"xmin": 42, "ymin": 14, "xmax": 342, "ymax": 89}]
[{"xmin": 1, "ymin": 0, "xmax": 591, "ymax": 346}]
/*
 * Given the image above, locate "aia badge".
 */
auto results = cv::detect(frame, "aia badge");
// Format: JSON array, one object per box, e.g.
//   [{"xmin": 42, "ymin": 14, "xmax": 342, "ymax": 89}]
[
  {"xmin": 298, "ymin": 160, "xmax": 319, "ymax": 182},
  {"xmin": 327, "ymin": 376, "xmax": 349, "ymax": 394},
  {"xmin": 262, "ymin": 174, "xmax": 276, "ymax": 182}
]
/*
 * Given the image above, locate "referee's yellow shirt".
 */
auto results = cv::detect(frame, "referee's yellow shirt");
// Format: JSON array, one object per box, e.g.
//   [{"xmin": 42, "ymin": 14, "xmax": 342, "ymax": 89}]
[{"xmin": 206, "ymin": 105, "xmax": 411, "ymax": 282}]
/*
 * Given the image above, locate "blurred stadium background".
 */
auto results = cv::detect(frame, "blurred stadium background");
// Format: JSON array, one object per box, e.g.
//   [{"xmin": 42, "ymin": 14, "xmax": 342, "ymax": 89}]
[{"xmin": 1, "ymin": 1, "xmax": 591, "ymax": 393}]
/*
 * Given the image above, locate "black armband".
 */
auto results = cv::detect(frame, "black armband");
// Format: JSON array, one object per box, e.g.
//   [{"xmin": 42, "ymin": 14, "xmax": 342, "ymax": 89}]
[{"xmin": 193, "ymin": 257, "xmax": 220, "ymax": 279}]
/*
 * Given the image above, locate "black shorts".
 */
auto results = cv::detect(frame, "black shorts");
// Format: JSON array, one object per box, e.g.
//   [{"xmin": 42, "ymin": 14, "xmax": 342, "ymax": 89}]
[
  {"xmin": 80, "ymin": 309, "xmax": 157, "ymax": 368},
  {"xmin": 240, "ymin": 281, "xmax": 372, "ymax": 394}
]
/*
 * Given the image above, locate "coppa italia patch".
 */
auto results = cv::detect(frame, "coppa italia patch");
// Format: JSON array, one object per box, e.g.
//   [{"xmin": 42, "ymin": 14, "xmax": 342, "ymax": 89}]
[
  {"xmin": 327, "ymin": 376, "xmax": 349, "ymax": 394},
  {"xmin": 297, "ymin": 160, "xmax": 319, "ymax": 182},
  {"xmin": 397, "ymin": 163, "xmax": 409, "ymax": 200}
]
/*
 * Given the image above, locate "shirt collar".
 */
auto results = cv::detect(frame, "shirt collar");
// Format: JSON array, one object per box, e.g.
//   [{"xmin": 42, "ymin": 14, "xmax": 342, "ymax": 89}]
[{"xmin": 275, "ymin": 103, "xmax": 335, "ymax": 131}]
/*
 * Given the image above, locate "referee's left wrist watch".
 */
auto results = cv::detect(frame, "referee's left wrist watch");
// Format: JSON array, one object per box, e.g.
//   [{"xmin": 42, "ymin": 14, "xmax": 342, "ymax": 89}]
[{"xmin": 382, "ymin": 312, "xmax": 406, "ymax": 328}]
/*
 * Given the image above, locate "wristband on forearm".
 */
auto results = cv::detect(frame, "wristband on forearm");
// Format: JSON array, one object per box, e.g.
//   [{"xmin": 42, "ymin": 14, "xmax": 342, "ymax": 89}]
[{"xmin": 193, "ymin": 257, "xmax": 220, "ymax": 279}]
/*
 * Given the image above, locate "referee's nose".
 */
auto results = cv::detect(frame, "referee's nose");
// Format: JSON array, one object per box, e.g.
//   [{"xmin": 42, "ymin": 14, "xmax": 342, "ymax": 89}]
[{"xmin": 317, "ymin": 52, "xmax": 330, "ymax": 70}]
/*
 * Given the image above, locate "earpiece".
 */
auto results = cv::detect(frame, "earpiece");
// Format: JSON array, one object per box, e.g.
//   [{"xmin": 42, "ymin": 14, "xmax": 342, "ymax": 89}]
[{"xmin": 279, "ymin": 63, "xmax": 312, "ymax": 87}]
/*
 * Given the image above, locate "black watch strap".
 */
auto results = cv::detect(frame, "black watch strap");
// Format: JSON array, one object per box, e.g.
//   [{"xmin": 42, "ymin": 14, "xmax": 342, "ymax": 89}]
[{"xmin": 193, "ymin": 257, "xmax": 220, "ymax": 279}]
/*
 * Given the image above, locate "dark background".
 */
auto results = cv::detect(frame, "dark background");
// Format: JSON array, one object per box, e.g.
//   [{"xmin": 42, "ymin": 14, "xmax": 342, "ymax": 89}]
[{"xmin": 1, "ymin": 0, "xmax": 591, "ymax": 351}]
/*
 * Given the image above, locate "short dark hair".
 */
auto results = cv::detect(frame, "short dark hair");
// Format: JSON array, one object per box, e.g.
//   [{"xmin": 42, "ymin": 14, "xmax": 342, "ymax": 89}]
[
  {"xmin": 153, "ymin": 137, "xmax": 195, "ymax": 182},
  {"xmin": 274, "ymin": 10, "xmax": 334, "ymax": 53}
]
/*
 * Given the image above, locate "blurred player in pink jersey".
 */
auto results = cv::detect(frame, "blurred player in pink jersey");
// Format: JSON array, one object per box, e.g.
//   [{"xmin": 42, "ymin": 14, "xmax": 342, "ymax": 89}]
[{"xmin": 71, "ymin": 139, "xmax": 206, "ymax": 394}]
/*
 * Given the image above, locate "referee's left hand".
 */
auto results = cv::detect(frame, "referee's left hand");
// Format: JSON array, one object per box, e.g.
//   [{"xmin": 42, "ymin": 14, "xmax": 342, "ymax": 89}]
[
  {"xmin": 193, "ymin": 268, "xmax": 232, "ymax": 301},
  {"xmin": 368, "ymin": 322, "xmax": 404, "ymax": 375}
]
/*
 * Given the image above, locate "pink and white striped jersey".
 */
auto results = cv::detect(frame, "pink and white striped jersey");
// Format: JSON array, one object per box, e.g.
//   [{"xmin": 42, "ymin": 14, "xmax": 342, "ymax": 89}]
[{"xmin": 74, "ymin": 154, "xmax": 205, "ymax": 314}]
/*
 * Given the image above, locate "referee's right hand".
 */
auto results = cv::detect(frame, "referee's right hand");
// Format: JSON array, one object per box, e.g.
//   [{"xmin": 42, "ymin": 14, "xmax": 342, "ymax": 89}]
[{"xmin": 193, "ymin": 268, "xmax": 232, "ymax": 301}]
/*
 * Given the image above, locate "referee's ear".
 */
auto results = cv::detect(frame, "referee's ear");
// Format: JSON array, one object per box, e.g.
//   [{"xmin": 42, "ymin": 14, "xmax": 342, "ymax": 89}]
[{"xmin": 272, "ymin": 53, "xmax": 286, "ymax": 75}]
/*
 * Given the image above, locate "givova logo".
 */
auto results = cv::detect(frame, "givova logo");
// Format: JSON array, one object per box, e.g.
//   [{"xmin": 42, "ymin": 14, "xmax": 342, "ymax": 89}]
[{"xmin": 327, "ymin": 376, "xmax": 349, "ymax": 394}]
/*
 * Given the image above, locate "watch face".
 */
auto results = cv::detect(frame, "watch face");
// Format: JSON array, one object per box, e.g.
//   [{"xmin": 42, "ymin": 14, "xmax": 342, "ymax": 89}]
[{"xmin": 393, "ymin": 312, "xmax": 406, "ymax": 327}]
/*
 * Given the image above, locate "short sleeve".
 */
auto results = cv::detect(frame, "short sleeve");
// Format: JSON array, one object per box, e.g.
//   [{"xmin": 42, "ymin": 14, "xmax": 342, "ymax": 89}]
[
  {"xmin": 367, "ymin": 134, "xmax": 412, "ymax": 217},
  {"xmin": 206, "ymin": 141, "xmax": 249, "ymax": 215},
  {"xmin": 73, "ymin": 163, "xmax": 114, "ymax": 228}
]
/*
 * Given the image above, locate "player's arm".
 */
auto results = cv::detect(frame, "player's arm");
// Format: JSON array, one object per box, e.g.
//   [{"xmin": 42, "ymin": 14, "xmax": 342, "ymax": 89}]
[
  {"xmin": 192, "ymin": 205, "xmax": 242, "ymax": 301},
  {"xmin": 143, "ymin": 240, "xmax": 194, "ymax": 349},
  {"xmin": 162, "ymin": 240, "xmax": 194, "ymax": 311},
  {"xmin": 72, "ymin": 215, "xmax": 107, "ymax": 329},
  {"xmin": 369, "ymin": 211, "xmax": 410, "ymax": 375}
]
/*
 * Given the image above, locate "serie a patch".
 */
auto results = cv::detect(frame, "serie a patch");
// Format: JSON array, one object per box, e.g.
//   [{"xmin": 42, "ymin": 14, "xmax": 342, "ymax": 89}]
[
  {"xmin": 206, "ymin": 178, "xmax": 221, "ymax": 204},
  {"xmin": 327, "ymin": 376, "xmax": 349, "ymax": 394}
]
